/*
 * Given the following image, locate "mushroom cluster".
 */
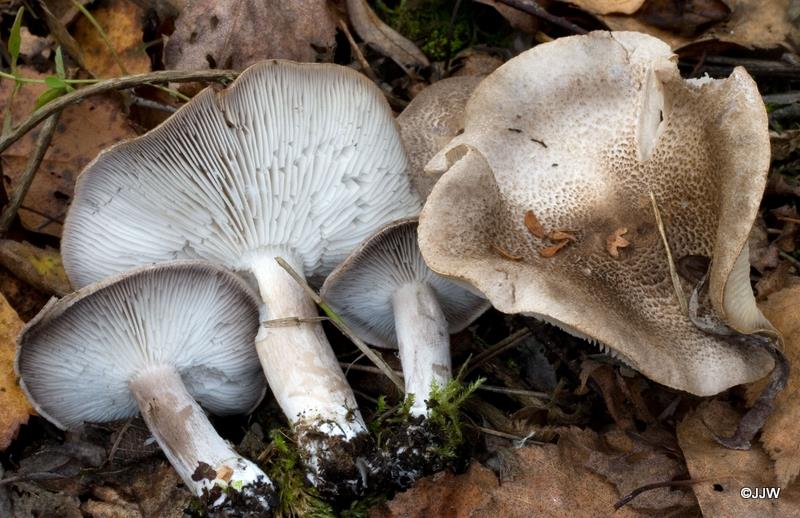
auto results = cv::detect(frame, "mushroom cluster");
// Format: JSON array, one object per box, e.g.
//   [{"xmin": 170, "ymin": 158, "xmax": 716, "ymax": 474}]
[{"xmin": 13, "ymin": 28, "xmax": 780, "ymax": 513}]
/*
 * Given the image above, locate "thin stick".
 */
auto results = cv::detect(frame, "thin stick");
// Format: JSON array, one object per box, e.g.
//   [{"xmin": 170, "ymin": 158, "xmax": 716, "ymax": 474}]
[
  {"xmin": 465, "ymin": 423, "xmax": 522, "ymax": 440},
  {"xmin": 650, "ymin": 192, "xmax": 687, "ymax": 316},
  {"xmin": 275, "ymin": 256, "xmax": 404, "ymax": 391},
  {"xmin": 0, "ymin": 111, "xmax": 61, "ymax": 235},
  {"xmin": 463, "ymin": 328, "xmax": 531, "ymax": 376},
  {"xmin": 779, "ymin": 251, "xmax": 800, "ymax": 270},
  {"xmin": 494, "ymin": 0, "xmax": 587, "ymax": 35},
  {"xmin": 72, "ymin": 0, "xmax": 128, "ymax": 75},
  {"xmin": 337, "ymin": 18, "xmax": 378, "ymax": 82},
  {"xmin": 476, "ymin": 384, "xmax": 549, "ymax": 399},
  {"xmin": 106, "ymin": 417, "xmax": 134, "ymax": 466},
  {"xmin": 614, "ymin": 478, "xmax": 711, "ymax": 510},
  {"xmin": 0, "ymin": 69, "xmax": 238, "ymax": 154}
]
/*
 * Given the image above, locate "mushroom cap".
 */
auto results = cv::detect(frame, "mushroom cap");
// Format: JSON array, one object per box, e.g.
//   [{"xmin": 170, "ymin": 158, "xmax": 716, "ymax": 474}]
[
  {"xmin": 62, "ymin": 60, "xmax": 421, "ymax": 288},
  {"xmin": 397, "ymin": 76, "xmax": 483, "ymax": 199},
  {"xmin": 15, "ymin": 261, "xmax": 265, "ymax": 430},
  {"xmin": 419, "ymin": 31, "xmax": 775, "ymax": 396},
  {"xmin": 321, "ymin": 219, "xmax": 488, "ymax": 349}
]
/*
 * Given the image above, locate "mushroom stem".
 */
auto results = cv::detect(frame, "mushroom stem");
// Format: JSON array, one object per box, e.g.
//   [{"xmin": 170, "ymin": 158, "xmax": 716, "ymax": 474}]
[
  {"xmin": 392, "ymin": 281, "xmax": 452, "ymax": 417},
  {"xmin": 251, "ymin": 254, "xmax": 367, "ymax": 437},
  {"xmin": 129, "ymin": 365, "xmax": 272, "ymax": 499}
]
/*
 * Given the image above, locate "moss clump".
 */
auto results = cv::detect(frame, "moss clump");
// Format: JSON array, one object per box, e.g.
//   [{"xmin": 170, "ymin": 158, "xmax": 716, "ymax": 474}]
[{"xmin": 373, "ymin": 0, "xmax": 471, "ymax": 60}]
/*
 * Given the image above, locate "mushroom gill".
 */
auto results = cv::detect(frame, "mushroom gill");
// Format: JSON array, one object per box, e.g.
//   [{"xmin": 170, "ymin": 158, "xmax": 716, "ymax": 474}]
[{"xmin": 418, "ymin": 31, "xmax": 776, "ymax": 397}]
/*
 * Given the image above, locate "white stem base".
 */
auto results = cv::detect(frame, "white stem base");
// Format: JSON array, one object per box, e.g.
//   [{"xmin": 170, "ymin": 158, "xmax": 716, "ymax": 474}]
[
  {"xmin": 393, "ymin": 282, "xmax": 452, "ymax": 417},
  {"xmin": 251, "ymin": 253, "xmax": 366, "ymax": 438},
  {"xmin": 129, "ymin": 365, "xmax": 272, "ymax": 501}
]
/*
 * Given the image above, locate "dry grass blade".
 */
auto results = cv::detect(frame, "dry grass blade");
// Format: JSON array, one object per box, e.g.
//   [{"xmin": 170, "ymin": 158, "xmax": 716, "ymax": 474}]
[
  {"xmin": 275, "ymin": 256, "xmax": 405, "ymax": 391},
  {"xmin": 650, "ymin": 192, "xmax": 687, "ymax": 316}
]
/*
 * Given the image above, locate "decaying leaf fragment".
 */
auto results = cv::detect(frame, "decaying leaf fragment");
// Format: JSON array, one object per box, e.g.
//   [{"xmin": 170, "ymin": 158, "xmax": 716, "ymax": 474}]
[
  {"xmin": 165, "ymin": 0, "xmax": 336, "ymax": 71},
  {"xmin": 346, "ymin": 0, "xmax": 430, "ymax": 70},
  {"xmin": 418, "ymin": 32, "xmax": 775, "ymax": 397},
  {"xmin": 747, "ymin": 282, "xmax": 800, "ymax": 486},
  {"xmin": 0, "ymin": 292, "xmax": 33, "ymax": 450},
  {"xmin": 607, "ymin": 227, "xmax": 630, "ymax": 258},
  {"xmin": 565, "ymin": 0, "xmax": 646, "ymax": 15},
  {"xmin": 0, "ymin": 240, "xmax": 71, "ymax": 296},
  {"xmin": 524, "ymin": 209, "xmax": 546, "ymax": 238}
]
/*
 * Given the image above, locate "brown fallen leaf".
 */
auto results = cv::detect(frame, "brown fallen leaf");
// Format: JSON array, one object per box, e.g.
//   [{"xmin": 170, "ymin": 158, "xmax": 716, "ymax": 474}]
[
  {"xmin": 346, "ymin": 0, "xmax": 430, "ymax": 70},
  {"xmin": 548, "ymin": 230, "xmax": 577, "ymax": 241},
  {"xmin": 164, "ymin": 0, "xmax": 336, "ymax": 72},
  {"xmin": 601, "ymin": 0, "xmax": 797, "ymax": 51},
  {"xmin": 0, "ymin": 292, "xmax": 32, "ymax": 450},
  {"xmin": 635, "ymin": 0, "xmax": 731, "ymax": 35},
  {"xmin": 746, "ymin": 281, "xmax": 800, "ymax": 486},
  {"xmin": 474, "ymin": 0, "xmax": 539, "ymax": 33},
  {"xmin": 72, "ymin": 0, "xmax": 151, "ymax": 77},
  {"xmin": 0, "ymin": 67, "xmax": 136, "ymax": 236},
  {"xmin": 754, "ymin": 261, "xmax": 793, "ymax": 301},
  {"xmin": 607, "ymin": 227, "xmax": 630, "ymax": 258},
  {"xmin": 677, "ymin": 400, "xmax": 800, "ymax": 517},
  {"xmin": 372, "ymin": 435, "xmax": 674, "ymax": 517},
  {"xmin": 0, "ymin": 240, "xmax": 71, "ymax": 296},
  {"xmin": 492, "ymin": 243, "xmax": 523, "ymax": 261},
  {"xmin": 524, "ymin": 209, "xmax": 546, "ymax": 238},
  {"xmin": 7, "ymin": 482, "xmax": 82, "ymax": 518},
  {"xmin": 539, "ymin": 239, "xmax": 570, "ymax": 258}
]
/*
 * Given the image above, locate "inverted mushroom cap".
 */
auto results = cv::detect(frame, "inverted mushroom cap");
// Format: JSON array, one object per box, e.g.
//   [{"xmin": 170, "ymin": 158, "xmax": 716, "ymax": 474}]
[
  {"xmin": 321, "ymin": 219, "xmax": 488, "ymax": 349},
  {"xmin": 397, "ymin": 76, "xmax": 483, "ymax": 199},
  {"xmin": 62, "ymin": 60, "xmax": 421, "ymax": 288},
  {"xmin": 16, "ymin": 261, "xmax": 264, "ymax": 429},
  {"xmin": 419, "ymin": 31, "xmax": 775, "ymax": 396}
]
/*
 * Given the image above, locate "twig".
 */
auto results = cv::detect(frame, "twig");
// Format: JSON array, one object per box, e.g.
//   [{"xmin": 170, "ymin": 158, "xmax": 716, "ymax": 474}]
[
  {"xmin": 779, "ymin": 251, "xmax": 800, "ymax": 270},
  {"xmin": 339, "ymin": 362, "xmax": 402, "ymax": 377},
  {"xmin": 650, "ymin": 192, "xmax": 687, "ymax": 316},
  {"xmin": 465, "ymin": 423, "xmax": 522, "ymax": 440},
  {"xmin": 106, "ymin": 417, "xmax": 134, "ymax": 466},
  {"xmin": 337, "ymin": 18, "xmax": 378, "ymax": 82},
  {"xmin": 275, "ymin": 256, "xmax": 404, "ymax": 391},
  {"xmin": 0, "ymin": 111, "xmax": 60, "ymax": 235},
  {"xmin": 72, "ymin": 0, "xmax": 128, "ymax": 75},
  {"xmin": 0, "ymin": 69, "xmax": 238, "ymax": 154},
  {"xmin": 463, "ymin": 328, "xmax": 531, "ymax": 376},
  {"xmin": 493, "ymin": 0, "xmax": 587, "ymax": 35},
  {"xmin": 476, "ymin": 384, "xmax": 549, "ymax": 399},
  {"xmin": 614, "ymin": 478, "xmax": 709, "ymax": 510}
]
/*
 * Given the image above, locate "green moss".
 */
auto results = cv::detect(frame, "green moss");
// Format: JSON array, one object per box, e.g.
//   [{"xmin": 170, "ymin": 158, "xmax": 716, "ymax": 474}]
[
  {"xmin": 373, "ymin": 0, "xmax": 472, "ymax": 60},
  {"xmin": 425, "ymin": 373, "xmax": 484, "ymax": 459}
]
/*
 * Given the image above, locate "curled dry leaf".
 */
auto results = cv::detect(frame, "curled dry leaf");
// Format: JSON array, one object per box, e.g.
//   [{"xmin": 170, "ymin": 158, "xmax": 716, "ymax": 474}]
[
  {"xmin": 607, "ymin": 227, "xmax": 630, "ymax": 258},
  {"xmin": 0, "ymin": 68, "xmax": 136, "ymax": 236},
  {"xmin": 0, "ymin": 292, "xmax": 32, "ymax": 450},
  {"xmin": 165, "ymin": 0, "xmax": 336, "ymax": 72},
  {"xmin": 539, "ymin": 239, "xmax": 570, "ymax": 258},
  {"xmin": 346, "ymin": 0, "xmax": 430, "ymax": 70},
  {"xmin": 548, "ymin": 230, "xmax": 576, "ymax": 241},
  {"xmin": 492, "ymin": 243, "xmax": 523, "ymax": 261},
  {"xmin": 524, "ymin": 209, "xmax": 546, "ymax": 238},
  {"xmin": 746, "ymin": 281, "xmax": 800, "ymax": 486},
  {"xmin": 72, "ymin": 0, "xmax": 151, "ymax": 77},
  {"xmin": 677, "ymin": 400, "xmax": 800, "ymax": 517}
]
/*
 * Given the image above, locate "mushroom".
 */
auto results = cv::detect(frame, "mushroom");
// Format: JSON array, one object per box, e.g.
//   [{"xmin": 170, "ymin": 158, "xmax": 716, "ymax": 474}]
[
  {"xmin": 397, "ymin": 76, "xmax": 483, "ymax": 199},
  {"xmin": 15, "ymin": 261, "xmax": 273, "ymax": 510},
  {"xmin": 322, "ymin": 219, "xmax": 488, "ymax": 417},
  {"xmin": 61, "ymin": 61, "xmax": 421, "ymax": 494},
  {"xmin": 418, "ymin": 31, "xmax": 777, "ymax": 397}
]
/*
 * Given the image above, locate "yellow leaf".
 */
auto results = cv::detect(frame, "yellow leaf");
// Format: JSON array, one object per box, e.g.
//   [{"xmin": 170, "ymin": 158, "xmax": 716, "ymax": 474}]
[{"xmin": 0, "ymin": 291, "xmax": 33, "ymax": 450}]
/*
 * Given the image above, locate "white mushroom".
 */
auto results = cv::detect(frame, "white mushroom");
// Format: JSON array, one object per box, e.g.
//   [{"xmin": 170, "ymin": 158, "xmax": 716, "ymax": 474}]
[
  {"xmin": 15, "ymin": 262, "xmax": 273, "ymax": 510},
  {"xmin": 61, "ymin": 61, "xmax": 421, "ymax": 493},
  {"xmin": 322, "ymin": 219, "xmax": 488, "ymax": 417},
  {"xmin": 419, "ymin": 31, "xmax": 776, "ymax": 397}
]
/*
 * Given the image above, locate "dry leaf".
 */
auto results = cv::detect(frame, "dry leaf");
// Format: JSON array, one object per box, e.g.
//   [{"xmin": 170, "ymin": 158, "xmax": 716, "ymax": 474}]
[
  {"xmin": 607, "ymin": 227, "xmax": 630, "ymax": 258},
  {"xmin": 747, "ymin": 282, "xmax": 800, "ymax": 486},
  {"xmin": 0, "ymin": 240, "xmax": 71, "ymax": 296},
  {"xmin": 372, "ymin": 438, "xmax": 658, "ymax": 517},
  {"xmin": 165, "ymin": 0, "xmax": 336, "ymax": 71},
  {"xmin": 677, "ymin": 400, "xmax": 800, "ymax": 517},
  {"xmin": 492, "ymin": 243, "xmax": 523, "ymax": 260},
  {"xmin": 524, "ymin": 209, "xmax": 546, "ymax": 238},
  {"xmin": 346, "ymin": 0, "xmax": 430, "ymax": 70},
  {"xmin": 754, "ymin": 261, "xmax": 793, "ymax": 301},
  {"xmin": 601, "ymin": 0, "xmax": 798, "ymax": 51},
  {"xmin": 539, "ymin": 240, "xmax": 570, "ymax": 258},
  {"xmin": 474, "ymin": 0, "xmax": 538, "ymax": 33},
  {"xmin": 0, "ymin": 292, "xmax": 32, "ymax": 450},
  {"xmin": 548, "ymin": 230, "xmax": 576, "ymax": 241},
  {"xmin": 564, "ymin": 0, "xmax": 646, "ymax": 15},
  {"xmin": 72, "ymin": 0, "xmax": 151, "ymax": 77},
  {"xmin": 0, "ymin": 67, "xmax": 136, "ymax": 236}
]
